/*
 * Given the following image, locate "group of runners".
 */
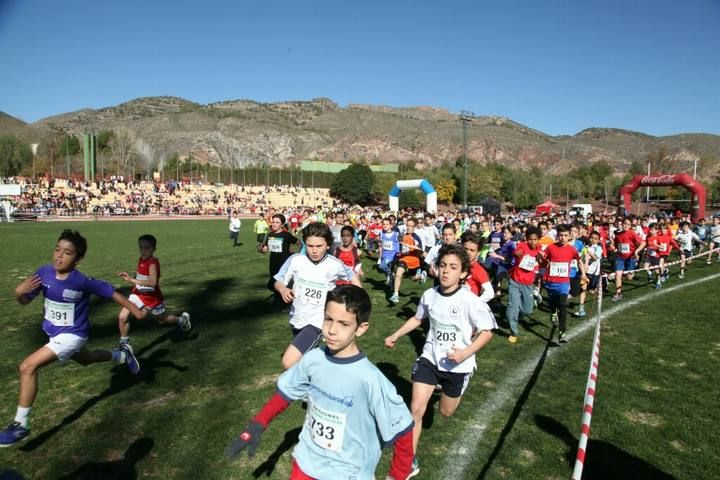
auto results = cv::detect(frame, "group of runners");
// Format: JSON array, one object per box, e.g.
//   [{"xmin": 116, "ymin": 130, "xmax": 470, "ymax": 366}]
[{"xmin": 3, "ymin": 205, "xmax": 718, "ymax": 479}]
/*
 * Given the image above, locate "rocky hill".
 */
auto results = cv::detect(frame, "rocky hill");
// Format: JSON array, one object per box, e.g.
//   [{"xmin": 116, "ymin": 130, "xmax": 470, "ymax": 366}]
[{"xmin": 2, "ymin": 96, "xmax": 719, "ymax": 177}]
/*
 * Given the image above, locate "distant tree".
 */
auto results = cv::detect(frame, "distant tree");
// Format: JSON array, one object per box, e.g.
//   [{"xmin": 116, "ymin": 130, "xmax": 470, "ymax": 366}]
[
  {"xmin": 399, "ymin": 189, "xmax": 422, "ymax": 209},
  {"xmin": 435, "ymin": 178, "xmax": 457, "ymax": 204},
  {"xmin": 330, "ymin": 163, "xmax": 375, "ymax": 204},
  {"xmin": 59, "ymin": 134, "xmax": 81, "ymax": 157},
  {"xmin": 109, "ymin": 129, "xmax": 135, "ymax": 176},
  {"xmin": 0, "ymin": 134, "xmax": 32, "ymax": 176}
]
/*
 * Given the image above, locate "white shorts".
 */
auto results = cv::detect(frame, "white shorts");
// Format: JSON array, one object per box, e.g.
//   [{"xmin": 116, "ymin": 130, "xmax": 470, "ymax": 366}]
[
  {"xmin": 46, "ymin": 333, "xmax": 88, "ymax": 362},
  {"xmin": 128, "ymin": 294, "xmax": 166, "ymax": 316}
]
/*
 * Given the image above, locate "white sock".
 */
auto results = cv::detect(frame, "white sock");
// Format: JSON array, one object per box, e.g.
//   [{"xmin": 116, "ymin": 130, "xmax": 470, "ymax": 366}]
[
  {"xmin": 120, "ymin": 336, "xmax": 130, "ymax": 345},
  {"xmin": 111, "ymin": 349, "xmax": 126, "ymax": 363},
  {"xmin": 14, "ymin": 406, "xmax": 31, "ymax": 428}
]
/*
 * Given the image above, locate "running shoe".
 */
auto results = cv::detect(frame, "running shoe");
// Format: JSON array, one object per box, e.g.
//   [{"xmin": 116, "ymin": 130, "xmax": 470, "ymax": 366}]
[
  {"xmin": 0, "ymin": 422, "xmax": 30, "ymax": 447},
  {"xmin": 678, "ymin": 273, "xmax": 685, "ymax": 279},
  {"xmin": 389, "ymin": 293, "xmax": 400, "ymax": 304},
  {"xmin": 611, "ymin": 294, "xmax": 623, "ymax": 302},
  {"xmin": 550, "ymin": 313, "xmax": 558, "ymax": 325},
  {"xmin": 558, "ymin": 331, "xmax": 568, "ymax": 344},
  {"xmin": 408, "ymin": 457, "xmax": 420, "ymax": 478},
  {"xmin": 179, "ymin": 312, "xmax": 192, "ymax": 332},
  {"xmin": 120, "ymin": 343, "xmax": 140, "ymax": 375},
  {"xmin": 654, "ymin": 283, "xmax": 662, "ymax": 290},
  {"xmin": 574, "ymin": 309, "xmax": 586, "ymax": 317},
  {"xmin": 508, "ymin": 335, "xmax": 518, "ymax": 344}
]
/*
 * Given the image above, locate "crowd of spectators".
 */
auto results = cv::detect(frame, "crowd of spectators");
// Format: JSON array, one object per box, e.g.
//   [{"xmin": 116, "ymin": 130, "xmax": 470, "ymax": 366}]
[{"xmin": 0, "ymin": 176, "xmax": 335, "ymax": 218}]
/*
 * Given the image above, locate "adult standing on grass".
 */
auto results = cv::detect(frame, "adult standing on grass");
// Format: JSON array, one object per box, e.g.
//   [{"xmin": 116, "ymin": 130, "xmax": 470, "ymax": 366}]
[
  {"xmin": 0, "ymin": 230, "xmax": 143, "ymax": 447},
  {"xmin": 384, "ymin": 243, "xmax": 496, "ymax": 477},
  {"xmin": 228, "ymin": 211, "xmax": 242, "ymax": 247},
  {"xmin": 226, "ymin": 285, "xmax": 415, "ymax": 479}
]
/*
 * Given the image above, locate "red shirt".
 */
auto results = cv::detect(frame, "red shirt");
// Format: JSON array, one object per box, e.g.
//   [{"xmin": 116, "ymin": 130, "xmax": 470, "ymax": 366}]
[
  {"xmin": 510, "ymin": 241, "xmax": 541, "ymax": 285},
  {"xmin": 543, "ymin": 243, "xmax": 580, "ymax": 284},
  {"xmin": 465, "ymin": 261, "xmax": 490, "ymax": 296},
  {"xmin": 132, "ymin": 256, "xmax": 163, "ymax": 308},
  {"xmin": 614, "ymin": 230, "xmax": 643, "ymax": 259},
  {"xmin": 645, "ymin": 234, "xmax": 660, "ymax": 258},
  {"xmin": 655, "ymin": 232, "xmax": 679, "ymax": 257}
]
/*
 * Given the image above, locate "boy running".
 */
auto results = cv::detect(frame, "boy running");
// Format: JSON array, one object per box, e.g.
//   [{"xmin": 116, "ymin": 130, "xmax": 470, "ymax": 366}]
[
  {"xmin": 389, "ymin": 217, "xmax": 423, "ymax": 304},
  {"xmin": 117, "ymin": 234, "xmax": 191, "ymax": 350},
  {"xmin": 226, "ymin": 285, "xmax": 415, "ymax": 480},
  {"xmin": 575, "ymin": 231, "xmax": 603, "ymax": 315},
  {"xmin": 506, "ymin": 226, "xmax": 543, "ymax": 342},
  {"xmin": 378, "ymin": 218, "xmax": 401, "ymax": 288},
  {"xmin": 275, "ymin": 223, "xmax": 361, "ymax": 369},
  {"xmin": 254, "ymin": 214, "xmax": 269, "ymax": 251},
  {"xmin": 385, "ymin": 243, "xmax": 496, "ymax": 475},
  {"xmin": 675, "ymin": 221, "xmax": 701, "ymax": 279},
  {"xmin": 540, "ymin": 224, "xmax": 586, "ymax": 344},
  {"xmin": 0, "ymin": 230, "xmax": 143, "ymax": 447},
  {"xmin": 709, "ymin": 216, "xmax": 720, "ymax": 264},
  {"xmin": 610, "ymin": 218, "xmax": 646, "ymax": 301},
  {"xmin": 460, "ymin": 230, "xmax": 494, "ymax": 303},
  {"xmin": 261, "ymin": 214, "xmax": 298, "ymax": 293}
]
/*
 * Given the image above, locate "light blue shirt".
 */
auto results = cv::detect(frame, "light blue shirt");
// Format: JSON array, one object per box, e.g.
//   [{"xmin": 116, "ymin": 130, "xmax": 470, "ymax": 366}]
[{"xmin": 278, "ymin": 347, "xmax": 414, "ymax": 480}]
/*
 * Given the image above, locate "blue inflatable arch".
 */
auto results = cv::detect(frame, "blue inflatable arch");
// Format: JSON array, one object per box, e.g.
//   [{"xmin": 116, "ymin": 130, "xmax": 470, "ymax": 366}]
[{"xmin": 388, "ymin": 179, "xmax": 437, "ymax": 212}]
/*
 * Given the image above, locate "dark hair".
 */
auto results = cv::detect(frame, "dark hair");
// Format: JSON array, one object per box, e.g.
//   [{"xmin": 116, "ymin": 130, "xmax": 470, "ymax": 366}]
[
  {"xmin": 436, "ymin": 243, "xmax": 471, "ymax": 272},
  {"xmin": 272, "ymin": 213, "xmax": 286, "ymax": 225},
  {"xmin": 525, "ymin": 226, "xmax": 541, "ymax": 239},
  {"xmin": 303, "ymin": 222, "xmax": 334, "ymax": 246},
  {"xmin": 460, "ymin": 230, "xmax": 485, "ymax": 249},
  {"xmin": 442, "ymin": 222, "xmax": 456, "ymax": 233},
  {"xmin": 556, "ymin": 224, "xmax": 570, "ymax": 234},
  {"xmin": 138, "ymin": 234, "xmax": 157, "ymax": 249},
  {"xmin": 58, "ymin": 229, "xmax": 87, "ymax": 258},
  {"xmin": 341, "ymin": 225, "xmax": 355, "ymax": 236},
  {"xmin": 326, "ymin": 284, "xmax": 371, "ymax": 326}
]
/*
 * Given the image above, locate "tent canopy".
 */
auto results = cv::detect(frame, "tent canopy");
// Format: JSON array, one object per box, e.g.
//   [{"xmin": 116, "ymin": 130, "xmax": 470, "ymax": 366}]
[{"xmin": 535, "ymin": 201, "xmax": 561, "ymax": 215}]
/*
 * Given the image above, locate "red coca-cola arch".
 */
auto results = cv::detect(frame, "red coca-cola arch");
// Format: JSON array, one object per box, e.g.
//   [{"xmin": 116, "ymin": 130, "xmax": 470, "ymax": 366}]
[{"xmin": 618, "ymin": 173, "xmax": 706, "ymax": 221}]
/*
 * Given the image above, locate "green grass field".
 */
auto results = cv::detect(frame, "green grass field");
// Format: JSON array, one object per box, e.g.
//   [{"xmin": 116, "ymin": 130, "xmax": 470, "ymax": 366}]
[{"xmin": 0, "ymin": 220, "xmax": 718, "ymax": 479}]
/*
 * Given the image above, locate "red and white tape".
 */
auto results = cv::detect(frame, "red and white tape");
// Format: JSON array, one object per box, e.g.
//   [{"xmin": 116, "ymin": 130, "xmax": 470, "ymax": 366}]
[
  {"xmin": 600, "ymin": 247, "xmax": 720, "ymax": 279},
  {"xmin": 572, "ymin": 247, "xmax": 717, "ymax": 479},
  {"xmin": 571, "ymin": 285, "xmax": 603, "ymax": 480}
]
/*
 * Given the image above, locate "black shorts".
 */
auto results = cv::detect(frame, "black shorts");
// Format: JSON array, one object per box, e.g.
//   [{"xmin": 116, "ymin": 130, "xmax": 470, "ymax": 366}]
[
  {"xmin": 646, "ymin": 256, "xmax": 661, "ymax": 267},
  {"xmin": 394, "ymin": 260, "xmax": 419, "ymax": 277},
  {"xmin": 570, "ymin": 276, "xmax": 582, "ymax": 297},
  {"xmin": 682, "ymin": 249, "xmax": 692, "ymax": 258},
  {"xmin": 585, "ymin": 273, "xmax": 600, "ymax": 291},
  {"xmin": 291, "ymin": 325, "xmax": 323, "ymax": 354},
  {"xmin": 411, "ymin": 357, "xmax": 472, "ymax": 398},
  {"xmin": 257, "ymin": 233, "xmax": 266, "ymax": 243}
]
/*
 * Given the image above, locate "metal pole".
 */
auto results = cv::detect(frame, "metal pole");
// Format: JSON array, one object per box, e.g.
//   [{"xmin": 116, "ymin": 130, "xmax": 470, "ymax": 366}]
[
  {"xmin": 459, "ymin": 111, "xmax": 474, "ymax": 209},
  {"xmin": 693, "ymin": 159, "xmax": 697, "ymax": 179},
  {"xmin": 646, "ymin": 163, "xmax": 650, "ymax": 202},
  {"xmin": 65, "ymin": 131, "xmax": 70, "ymax": 178}
]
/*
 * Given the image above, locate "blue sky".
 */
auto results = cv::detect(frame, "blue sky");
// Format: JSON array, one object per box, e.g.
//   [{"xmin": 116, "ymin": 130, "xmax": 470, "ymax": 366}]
[{"xmin": 1, "ymin": 0, "xmax": 718, "ymax": 136}]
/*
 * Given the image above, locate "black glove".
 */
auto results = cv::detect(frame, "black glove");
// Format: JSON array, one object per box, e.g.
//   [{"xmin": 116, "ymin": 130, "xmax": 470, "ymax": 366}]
[{"xmin": 225, "ymin": 421, "xmax": 264, "ymax": 458}]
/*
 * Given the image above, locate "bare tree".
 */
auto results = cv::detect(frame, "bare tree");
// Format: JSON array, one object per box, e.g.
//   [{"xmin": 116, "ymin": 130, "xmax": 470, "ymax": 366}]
[{"xmin": 109, "ymin": 129, "xmax": 135, "ymax": 176}]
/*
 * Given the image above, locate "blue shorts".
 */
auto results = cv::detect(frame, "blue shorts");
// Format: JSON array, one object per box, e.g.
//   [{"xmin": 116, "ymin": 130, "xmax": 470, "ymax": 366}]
[{"xmin": 614, "ymin": 257, "xmax": 637, "ymax": 272}]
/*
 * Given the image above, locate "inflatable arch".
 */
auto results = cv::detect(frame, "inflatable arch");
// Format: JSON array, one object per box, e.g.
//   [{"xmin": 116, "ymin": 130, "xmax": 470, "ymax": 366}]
[
  {"xmin": 388, "ymin": 179, "xmax": 437, "ymax": 213},
  {"xmin": 618, "ymin": 173, "xmax": 706, "ymax": 222}
]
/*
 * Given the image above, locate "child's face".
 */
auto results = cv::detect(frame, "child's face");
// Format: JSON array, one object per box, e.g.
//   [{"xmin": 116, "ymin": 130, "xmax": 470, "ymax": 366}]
[
  {"xmin": 682, "ymin": 224, "xmax": 690, "ymax": 232},
  {"xmin": 556, "ymin": 230, "xmax": 570, "ymax": 245},
  {"xmin": 271, "ymin": 218, "xmax": 283, "ymax": 232},
  {"xmin": 322, "ymin": 300, "xmax": 367, "ymax": 356},
  {"xmin": 503, "ymin": 230, "xmax": 512, "ymax": 241},
  {"xmin": 382, "ymin": 220, "xmax": 392, "ymax": 232},
  {"xmin": 405, "ymin": 221, "xmax": 416, "ymax": 233},
  {"xmin": 526, "ymin": 233, "xmax": 539, "ymax": 249},
  {"xmin": 590, "ymin": 233, "xmax": 600, "ymax": 245},
  {"xmin": 138, "ymin": 240, "xmax": 155, "ymax": 259},
  {"xmin": 305, "ymin": 236, "xmax": 329, "ymax": 262},
  {"xmin": 53, "ymin": 240, "xmax": 81, "ymax": 273},
  {"xmin": 462, "ymin": 241, "xmax": 480, "ymax": 261},
  {"xmin": 442, "ymin": 228, "xmax": 456, "ymax": 244},
  {"xmin": 469, "ymin": 223, "xmax": 478, "ymax": 232},
  {"xmin": 438, "ymin": 253, "xmax": 467, "ymax": 290},
  {"xmin": 341, "ymin": 231, "xmax": 353, "ymax": 246}
]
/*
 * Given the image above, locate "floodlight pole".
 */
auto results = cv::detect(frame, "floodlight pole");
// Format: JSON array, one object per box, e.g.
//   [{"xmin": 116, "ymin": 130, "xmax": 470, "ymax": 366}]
[{"xmin": 459, "ymin": 111, "xmax": 474, "ymax": 209}]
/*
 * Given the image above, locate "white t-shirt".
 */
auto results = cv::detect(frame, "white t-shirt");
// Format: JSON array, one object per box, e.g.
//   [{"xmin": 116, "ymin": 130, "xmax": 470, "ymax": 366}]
[
  {"xmin": 424, "ymin": 243, "xmax": 444, "ymax": 267},
  {"xmin": 415, "ymin": 286, "xmax": 497, "ymax": 373},
  {"xmin": 584, "ymin": 244, "xmax": 604, "ymax": 275},
  {"xmin": 711, "ymin": 224, "xmax": 720, "ymax": 242},
  {"xmin": 418, "ymin": 225, "xmax": 439, "ymax": 250},
  {"xmin": 229, "ymin": 217, "xmax": 241, "ymax": 232},
  {"xmin": 675, "ymin": 231, "xmax": 700, "ymax": 251},
  {"xmin": 274, "ymin": 254, "xmax": 355, "ymax": 330}
]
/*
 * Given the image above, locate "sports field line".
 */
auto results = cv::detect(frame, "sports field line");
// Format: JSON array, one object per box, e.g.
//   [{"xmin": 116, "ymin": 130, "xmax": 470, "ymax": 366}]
[{"xmin": 438, "ymin": 271, "xmax": 720, "ymax": 479}]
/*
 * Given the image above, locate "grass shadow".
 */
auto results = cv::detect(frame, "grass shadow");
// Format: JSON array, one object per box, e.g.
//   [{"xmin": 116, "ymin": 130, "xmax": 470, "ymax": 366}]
[
  {"xmin": 56, "ymin": 437, "xmax": 154, "ymax": 480},
  {"xmin": 251, "ymin": 427, "xmax": 301, "ymax": 478},
  {"xmin": 534, "ymin": 415, "xmax": 677, "ymax": 480},
  {"xmin": 475, "ymin": 324, "xmax": 556, "ymax": 479},
  {"xmin": 376, "ymin": 362, "xmax": 413, "ymax": 405}
]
